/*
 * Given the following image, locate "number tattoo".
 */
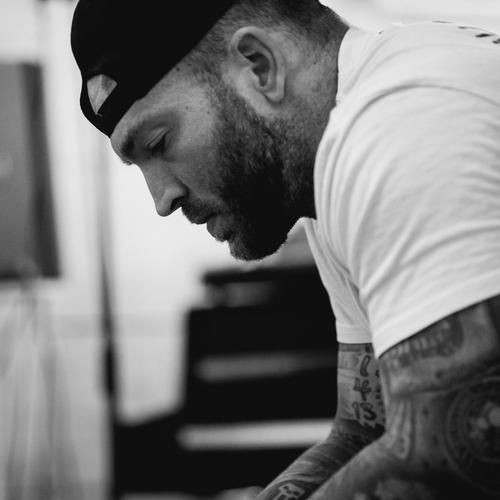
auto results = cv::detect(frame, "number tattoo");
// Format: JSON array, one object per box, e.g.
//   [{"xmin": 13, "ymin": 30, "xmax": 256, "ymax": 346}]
[{"xmin": 336, "ymin": 344, "xmax": 385, "ymax": 432}]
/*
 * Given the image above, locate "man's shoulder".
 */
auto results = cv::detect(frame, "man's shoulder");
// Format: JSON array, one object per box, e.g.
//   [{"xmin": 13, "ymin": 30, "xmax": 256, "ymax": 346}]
[
  {"xmin": 322, "ymin": 83, "xmax": 500, "ymax": 183},
  {"xmin": 369, "ymin": 20, "xmax": 500, "ymax": 61},
  {"xmin": 336, "ymin": 20, "xmax": 500, "ymax": 115},
  {"xmin": 314, "ymin": 82, "xmax": 500, "ymax": 251}
]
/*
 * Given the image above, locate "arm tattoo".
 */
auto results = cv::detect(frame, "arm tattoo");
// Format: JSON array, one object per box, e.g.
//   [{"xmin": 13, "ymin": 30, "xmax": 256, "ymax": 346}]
[
  {"xmin": 257, "ymin": 344, "xmax": 385, "ymax": 500},
  {"xmin": 308, "ymin": 295, "xmax": 500, "ymax": 499},
  {"xmin": 336, "ymin": 343, "xmax": 385, "ymax": 434}
]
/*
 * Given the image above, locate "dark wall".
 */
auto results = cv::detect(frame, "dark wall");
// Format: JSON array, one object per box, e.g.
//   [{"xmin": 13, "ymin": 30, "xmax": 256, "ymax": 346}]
[{"xmin": 0, "ymin": 63, "xmax": 59, "ymax": 279}]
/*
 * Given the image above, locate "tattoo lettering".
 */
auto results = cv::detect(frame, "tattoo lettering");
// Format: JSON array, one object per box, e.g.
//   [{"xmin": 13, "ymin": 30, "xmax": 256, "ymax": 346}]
[
  {"xmin": 259, "ymin": 479, "xmax": 313, "ymax": 500},
  {"xmin": 354, "ymin": 377, "xmax": 371, "ymax": 401},
  {"xmin": 270, "ymin": 483, "xmax": 306, "ymax": 500},
  {"xmin": 360, "ymin": 355, "xmax": 370, "ymax": 376},
  {"xmin": 352, "ymin": 401, "xmax": 377, "ymax": 423},
  {"xmin": 337, "ymin": 344, "xmax": 385, "ymax": 430}
]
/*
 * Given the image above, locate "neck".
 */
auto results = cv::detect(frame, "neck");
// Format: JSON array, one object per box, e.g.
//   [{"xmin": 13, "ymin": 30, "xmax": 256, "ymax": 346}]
[
  {"xmin": 310, "ymin": 28, "xmax": 348, "ymax": 133},
  {"xmin": 294, "ymin": 31, "xmax": 348, "ymax": 219}
]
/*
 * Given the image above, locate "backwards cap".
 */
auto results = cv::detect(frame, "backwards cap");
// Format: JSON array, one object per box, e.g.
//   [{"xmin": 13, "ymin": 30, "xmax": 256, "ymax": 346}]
[{"xmin": 71, "ymin": 0, "xmax": 236, "ymax": 136}]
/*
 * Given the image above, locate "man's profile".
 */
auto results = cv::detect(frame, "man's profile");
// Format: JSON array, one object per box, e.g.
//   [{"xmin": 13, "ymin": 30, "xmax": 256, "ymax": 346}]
[{"xmin": 71, "ymin": 1, "xmax": 500, "ymax": 498}]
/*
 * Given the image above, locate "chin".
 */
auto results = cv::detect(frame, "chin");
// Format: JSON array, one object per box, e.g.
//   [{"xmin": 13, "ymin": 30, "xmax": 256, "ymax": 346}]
[{"xmin": 227, "ymin": 231, "xmax": 288, "ymax": 262}]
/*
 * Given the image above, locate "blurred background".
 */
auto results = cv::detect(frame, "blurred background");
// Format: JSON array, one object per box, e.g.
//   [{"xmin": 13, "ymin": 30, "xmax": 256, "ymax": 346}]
[{"xmin": 0, "ymin": 1, "xmax": 500, "ymax": 499}]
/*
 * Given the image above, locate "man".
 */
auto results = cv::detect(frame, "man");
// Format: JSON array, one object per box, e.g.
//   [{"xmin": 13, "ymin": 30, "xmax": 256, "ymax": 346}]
[{"xmin": 71, "ymin": 1, "xmax": 500, "ymax": 498}]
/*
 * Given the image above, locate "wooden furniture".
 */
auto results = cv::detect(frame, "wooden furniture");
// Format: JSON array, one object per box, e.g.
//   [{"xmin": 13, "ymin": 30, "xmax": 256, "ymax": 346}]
[{"xmin": 112, "ymin": 263, "xmax": 337, "ymax": 498}]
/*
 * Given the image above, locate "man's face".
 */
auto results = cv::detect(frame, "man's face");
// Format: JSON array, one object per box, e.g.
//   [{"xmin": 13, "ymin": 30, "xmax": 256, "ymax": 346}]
[{"xmin": 110, "ymin": 69, "xmax": 314, "ymax": 261}]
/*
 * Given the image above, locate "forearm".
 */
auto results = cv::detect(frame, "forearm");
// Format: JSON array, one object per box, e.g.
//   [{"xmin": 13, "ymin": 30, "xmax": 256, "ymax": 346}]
[
  {"xmin": 311, "ymin": 299, "xmax": 500, "ymax": 500},
  {"xmin": 308, "ymin": 433, "xmax": 442, "ymax": 500},
  {"xmin": 256, "ymin": 342, "xmax": 385, "ymax": 500},
  {"xmin": 310, "ymin": 404, "xmax": 498, "ymax": 500},
  {"xmin": 256, "ymin": 422, "xmax": 380, "ymax": 500}
]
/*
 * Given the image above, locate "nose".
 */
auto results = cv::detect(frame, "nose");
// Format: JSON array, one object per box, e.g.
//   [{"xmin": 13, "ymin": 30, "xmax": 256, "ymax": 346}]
[{"xmin": 141, "ymin": 162, "xmax": 187, "ymax": 217}]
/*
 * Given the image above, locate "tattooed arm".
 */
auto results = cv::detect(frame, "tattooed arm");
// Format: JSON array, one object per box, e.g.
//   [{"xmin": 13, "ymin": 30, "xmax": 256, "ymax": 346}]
[
  {"xmin": 256, "ymin": 343, "xmax": 385, "ymax": 500},
  {"xmin": 309, "ymin": 295, "xmax": 500, "ymax": 499}
]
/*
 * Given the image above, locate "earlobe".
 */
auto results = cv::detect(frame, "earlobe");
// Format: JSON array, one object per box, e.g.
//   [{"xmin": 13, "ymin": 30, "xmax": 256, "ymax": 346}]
[{"xmin": 228, "ymin": 27, "xmax": 286, "ymax": 104}]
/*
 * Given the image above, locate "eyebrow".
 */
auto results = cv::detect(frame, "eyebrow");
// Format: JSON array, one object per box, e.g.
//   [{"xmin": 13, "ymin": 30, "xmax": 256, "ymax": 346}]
[
  {"xmin": 118, "ymin": 137, "xmax": 135, "ymax": 165},
  {"xmin": 115, "ymin": 109, "xmax": 174, "ymax": 165},
  {"xmin": 115, "ymin": 114, "xmax": 152, "ymax": 166}
]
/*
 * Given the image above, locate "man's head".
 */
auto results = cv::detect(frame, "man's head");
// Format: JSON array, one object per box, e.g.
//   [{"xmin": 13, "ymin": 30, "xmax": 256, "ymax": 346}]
[{"xmin": 71, "ymin": 0, "xmax": 347, "ymax": 260}]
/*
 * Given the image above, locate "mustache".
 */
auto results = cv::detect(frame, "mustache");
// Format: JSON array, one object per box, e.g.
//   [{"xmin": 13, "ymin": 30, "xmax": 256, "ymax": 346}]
[{"xmin": 182, "ymin": 198, "xmax": 221, "ymax": 225}]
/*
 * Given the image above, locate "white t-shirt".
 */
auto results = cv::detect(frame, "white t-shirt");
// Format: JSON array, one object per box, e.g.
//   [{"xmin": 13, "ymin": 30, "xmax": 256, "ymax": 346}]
[{"xmin": 304, "ymin": 21, "xmax": 500, "ymax": 358}]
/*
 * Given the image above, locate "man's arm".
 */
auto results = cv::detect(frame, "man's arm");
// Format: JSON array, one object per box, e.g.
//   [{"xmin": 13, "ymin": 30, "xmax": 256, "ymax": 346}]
[
  {"xmin": 256, "ymin": 343, "xmax": 385, "ymax": 500},
  {"xmin": 309, "ymin": 295, "xmax": 500, "ymax": 499}
]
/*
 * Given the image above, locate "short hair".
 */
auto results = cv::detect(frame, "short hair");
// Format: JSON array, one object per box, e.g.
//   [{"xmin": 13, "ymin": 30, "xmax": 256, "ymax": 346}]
[{"xmin": 186, "ymin": 0, "xmax": 346, "ymax": 79}]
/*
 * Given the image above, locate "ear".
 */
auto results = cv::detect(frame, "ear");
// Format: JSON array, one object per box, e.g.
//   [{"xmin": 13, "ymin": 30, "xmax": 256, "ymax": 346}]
[{"xmin": 227, "ymin": 27, "xmax": 287, "ymax": 104}]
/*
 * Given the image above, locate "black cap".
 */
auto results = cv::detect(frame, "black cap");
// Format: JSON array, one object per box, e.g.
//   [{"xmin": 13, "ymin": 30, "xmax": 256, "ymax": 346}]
[{"xmin": 71, "ymin": 0, "xmax": 236, "ymax": 136}]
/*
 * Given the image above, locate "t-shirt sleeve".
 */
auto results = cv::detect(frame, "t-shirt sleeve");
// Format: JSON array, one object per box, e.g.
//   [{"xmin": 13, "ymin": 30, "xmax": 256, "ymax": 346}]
[{"xmin": 333, "ymin": 86, "xmax": 500, "ymax": 357}]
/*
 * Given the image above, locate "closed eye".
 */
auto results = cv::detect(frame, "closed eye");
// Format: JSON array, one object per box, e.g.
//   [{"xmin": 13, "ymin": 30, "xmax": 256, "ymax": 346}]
[{"xmin": 148, "ymin": 133, "xmax": 168, "ymax": 159}]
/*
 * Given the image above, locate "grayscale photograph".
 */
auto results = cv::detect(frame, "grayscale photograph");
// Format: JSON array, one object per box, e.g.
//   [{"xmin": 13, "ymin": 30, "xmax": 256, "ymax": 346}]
[{"xmin": 0, "ymin": 1, "xmax": 499, "ymax": 499}]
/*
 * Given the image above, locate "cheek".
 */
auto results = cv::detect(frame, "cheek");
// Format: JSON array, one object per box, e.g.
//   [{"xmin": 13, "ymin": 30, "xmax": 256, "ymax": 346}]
[{"xmin": 174, "ymin": 112, "xmax": 222, "ymax": 190}]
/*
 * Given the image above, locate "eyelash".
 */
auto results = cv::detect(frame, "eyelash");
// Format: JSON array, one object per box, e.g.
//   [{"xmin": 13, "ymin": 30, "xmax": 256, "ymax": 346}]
[{"xmin": 148, "ymin": 134, "xmax": 167, "ymax": 158}]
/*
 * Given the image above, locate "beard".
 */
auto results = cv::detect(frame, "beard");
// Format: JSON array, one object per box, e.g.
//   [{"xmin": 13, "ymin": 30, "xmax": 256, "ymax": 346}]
[{"xmin": 202, "ymin": 82, "xmax": 316, "ymax": 261}]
